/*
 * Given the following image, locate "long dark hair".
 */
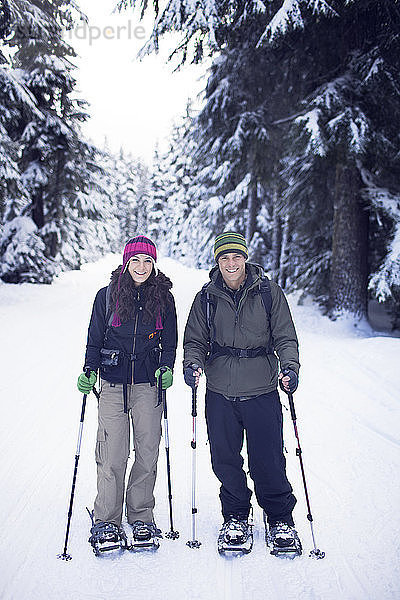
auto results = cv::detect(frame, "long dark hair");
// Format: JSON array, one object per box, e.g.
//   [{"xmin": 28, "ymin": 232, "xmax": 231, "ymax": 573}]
[{"xmin": 110, "ymin": 265, "xmax": 173, "ymax": 323}]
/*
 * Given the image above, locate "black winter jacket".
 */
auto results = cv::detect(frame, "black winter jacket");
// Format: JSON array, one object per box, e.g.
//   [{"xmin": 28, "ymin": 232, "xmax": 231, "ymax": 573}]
[{"xmin": 84, "ymin": 285, "xmax": 177, "ymax": 385}]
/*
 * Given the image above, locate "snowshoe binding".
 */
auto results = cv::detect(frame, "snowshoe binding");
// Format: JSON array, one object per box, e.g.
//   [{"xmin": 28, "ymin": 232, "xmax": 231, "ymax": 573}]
[
  {"xmin": 267, "ymin": 521, "xmax": 302, "ymax": 558},
  {"xmin": 129, "ymin": 520, "xmax": 162, "ymax": 551},
  {"xmin": 88, "ymin": 520, "xmax": 128, "ymax": 557},
  {"xmin": 217, "ymin": 516, "xmax": 253, "ymax": 555}
]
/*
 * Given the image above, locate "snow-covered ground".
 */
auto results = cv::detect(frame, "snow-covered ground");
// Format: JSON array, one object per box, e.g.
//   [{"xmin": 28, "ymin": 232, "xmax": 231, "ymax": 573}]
[{"xmin": 1, "ymin": 255, "xmax": 399, "ymax": 600}]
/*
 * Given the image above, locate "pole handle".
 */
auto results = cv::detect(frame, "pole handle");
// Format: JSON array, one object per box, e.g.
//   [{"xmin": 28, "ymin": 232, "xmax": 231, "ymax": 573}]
[
  {"xmin": 287, "ymin": 392, "xmax": 297, "ymax": 422},
  {"xmin": 191, "ymin": 387, "xmax": 197, "ymax": 417},
  {"xmin": 158, "ymin": 370, "xmax": 168, "ymax": 417},
  {"xmin": 83, "ymin": 367, "xmax": 99, "ymax": 401}
]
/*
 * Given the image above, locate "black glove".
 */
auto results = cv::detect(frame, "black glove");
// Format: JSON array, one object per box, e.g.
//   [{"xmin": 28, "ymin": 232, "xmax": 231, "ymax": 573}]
[
  {"xmin": 183, "ymin": 364, "xmax": 201, "ymax": 388},
  {"xmin": 279, "ymin": 368, "xmax": 298, "ymax": 394}
]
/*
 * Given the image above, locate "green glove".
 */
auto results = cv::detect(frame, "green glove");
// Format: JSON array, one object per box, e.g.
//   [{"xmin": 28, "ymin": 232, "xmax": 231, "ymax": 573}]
[
  {"xmin": 155, "ymin": 366, "xmax": 173, "ymax": 390},
  {"xmin": 77, "ymin": 370, "xmax": 97, "ymax": 394}
]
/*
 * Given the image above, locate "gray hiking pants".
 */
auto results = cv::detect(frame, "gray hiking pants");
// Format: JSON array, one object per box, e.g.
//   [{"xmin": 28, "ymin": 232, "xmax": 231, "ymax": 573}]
[{"xmin": 94, "ymin": 381, "xmax": 162, "ymax": 526}]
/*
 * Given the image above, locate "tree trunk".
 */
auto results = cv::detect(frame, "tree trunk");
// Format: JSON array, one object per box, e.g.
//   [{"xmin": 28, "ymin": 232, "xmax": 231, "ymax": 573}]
[
  {"xmin": 246, "ymin": 173, "xmax": 258, "ymax": 244},
  {"xmin": 328, "ymin": 163, "xmax": 369, "ymax": 318},
  {"xmin": 278, "ymin": 213, "xmax": 290, "ymax": 289},
  {"xmin": 246, "ymin": 143, "xmax": 258, "ymax": 244},
  {"xmin": 271, "ymin": 186, "xmax": 282, "ymax": 277},
  {"xmin": 47, "ymin": 145, "xmax": 65, "ymax": 258},
  {"xmin": 32, "ymin": 188, "xmax": 44, "ymax": 228}
]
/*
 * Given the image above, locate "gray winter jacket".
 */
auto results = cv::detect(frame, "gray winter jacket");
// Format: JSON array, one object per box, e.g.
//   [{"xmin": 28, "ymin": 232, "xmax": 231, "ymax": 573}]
[{"xmin": 183, "ymin": 263, "xmax": 300, "ymax": 397}]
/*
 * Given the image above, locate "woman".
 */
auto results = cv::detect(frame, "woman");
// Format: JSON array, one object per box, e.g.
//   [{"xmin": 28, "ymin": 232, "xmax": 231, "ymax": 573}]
[{"xmin": 77, "ymin": 235, "xmax": 177, "ymax": 551}]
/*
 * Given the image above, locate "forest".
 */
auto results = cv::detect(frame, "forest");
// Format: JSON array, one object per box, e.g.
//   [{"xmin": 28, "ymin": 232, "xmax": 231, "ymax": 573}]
[{"xmin": 1, "ymin": 0, "xmax": 400, "ymax": 327}]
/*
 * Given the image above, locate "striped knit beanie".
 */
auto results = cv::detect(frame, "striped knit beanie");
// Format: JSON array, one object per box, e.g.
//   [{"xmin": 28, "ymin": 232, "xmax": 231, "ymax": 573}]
[
  {"xmin": 214, "ymin": 232, "xmax": 248, "ymax": 262},
  {"xmin": 112, "ymin": 235, "xmax": 162, "ymax": 329}
]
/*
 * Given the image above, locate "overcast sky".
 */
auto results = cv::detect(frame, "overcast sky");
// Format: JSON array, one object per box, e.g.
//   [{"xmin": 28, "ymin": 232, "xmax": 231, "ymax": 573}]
[{"xmin": 70, "ymin": 0, "xmax": 207, "ymax": 164}]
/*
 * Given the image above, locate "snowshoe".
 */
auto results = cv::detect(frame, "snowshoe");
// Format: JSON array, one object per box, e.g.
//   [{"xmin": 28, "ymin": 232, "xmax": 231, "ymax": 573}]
[
  {"xmin": 267, "ymin": 522, "xmax": 302, "ymax": 558},
  {"xmin": 88, "ymin": 521, "xmax": 128, "ymax": 557},
  {"xmin": 217, "ymin": 516, "xmax": 253, "ymax": 555},
  {"xmin": 129, "ymin": 520, "xmax": 162, "ymax": 551}
]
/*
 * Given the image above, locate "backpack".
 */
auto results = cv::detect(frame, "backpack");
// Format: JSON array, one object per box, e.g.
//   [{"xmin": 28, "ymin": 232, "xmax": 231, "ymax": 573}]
[{"xmin": 200, "ymin": 276, "xmax": 274, "ymax": 360}]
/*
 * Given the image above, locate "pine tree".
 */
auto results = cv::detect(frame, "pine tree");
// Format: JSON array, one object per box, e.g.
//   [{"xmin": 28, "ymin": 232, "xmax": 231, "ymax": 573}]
[
  {"xmin": 0, "ymin": 65, "xmax": 31, "ymax": 225},
  {"xmin": 271, "ymin": 1, "xmax": 400, "ymax": 318},
  {"xmin": 119, "ymin": 0, "xmax": 306, "ymax": 271},
  {"xmin": 149, "ymin": 106, "xmax": 203, "ymax": 263},
  {"xmin": 147, "ymin": 144, "xmax": 170, "ymax": 246},
  {"xmin": 120, "ymin": 0, "xmax": 400, "ymax": 321},
  {"xmin": 1, "ymin": 0, "xmax": 122, "ymax": 283}
]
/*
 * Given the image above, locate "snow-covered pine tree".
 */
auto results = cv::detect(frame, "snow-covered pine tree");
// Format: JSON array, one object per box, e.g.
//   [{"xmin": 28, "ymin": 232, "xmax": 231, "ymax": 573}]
[
  {"xmin": 192, "ymin": 25, "xmax": 300, "ymax": 268},
  {"xmin": 268, "ymin": 1, "xmax": 400, "ymax": 319},
  {"xmin": 120, "ymin": 0, "xmax": 400, "ymax": 322},
  {"xmin": 0, "ymin": 0, "xmax": 68, "ymax": 281},
  {"xmin": 98, "ymin": 143, "xmax": 149, "ymax": 245},
  {"xmin": 134, "ymin": 158, "xmax": 150, "ymax": 237},
  {"xmin": 117, "ymin": 149, "xmax": 144, "ymax": 242},
  {"xmin": 0, "ymin": 64, "xmax": 32, "ymax": 226},
  {"xmin": 0, "ymin": 1, "xmax": 41, "ymax": 229},
  {"xmin": 148, "ymin": 105, "xmax": 205, "ymax": 264},
  {"xmin": 147, "ymin": 144, "xmax": 170, "ymax": 247},
  {"xmin": 1, "ymin": 0, "xmax": 121, "ymax": 283},
  {"xmin": 118, "ymin": 0, "xmax": 306, "ymax": 272}
]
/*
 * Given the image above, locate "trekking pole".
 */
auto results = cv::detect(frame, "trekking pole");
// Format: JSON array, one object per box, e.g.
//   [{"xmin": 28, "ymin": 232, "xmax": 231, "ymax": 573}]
[
  {"xmin": 287, "ymin": 392, "xmax": 325, "ymax": 559},
  {"xmin": 58, "ymin": 367, "xmax": 92, "ymax": 561},
  {"xmin": 186, "ymin": 386, "xmax": 201, "ymax": 548},
  {"xmin": 158, "ymin": 369, "xmax": 180, "ymax": 539}
]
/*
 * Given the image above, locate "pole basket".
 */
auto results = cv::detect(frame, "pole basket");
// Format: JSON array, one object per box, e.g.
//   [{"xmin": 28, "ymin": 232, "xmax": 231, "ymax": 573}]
[
  {"xmin": 166, "ymin": 530, "xmax": 180, "ymax": 540},
  {"xmin": 186, "ymin": 540, "xmax": 201, "ymax": 549},
  {"xmin": 57, "ymin": 552, "xmax": 72, "ymax": 561}
]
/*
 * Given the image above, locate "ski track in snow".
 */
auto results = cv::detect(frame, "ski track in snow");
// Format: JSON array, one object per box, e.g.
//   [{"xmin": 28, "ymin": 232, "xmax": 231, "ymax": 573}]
[{"xmin": 1, "ymin": 255, "xmax": 399, "ymax": 600}]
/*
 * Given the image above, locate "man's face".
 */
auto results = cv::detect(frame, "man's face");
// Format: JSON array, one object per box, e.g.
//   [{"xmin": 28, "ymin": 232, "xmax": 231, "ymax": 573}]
[{"xmin": 218, "ymin": 253, "xmax": 246, "ymax": 289}]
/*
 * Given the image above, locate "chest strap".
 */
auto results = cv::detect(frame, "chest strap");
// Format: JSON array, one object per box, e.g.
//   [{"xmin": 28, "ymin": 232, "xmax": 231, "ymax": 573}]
[{"xmin": 209, "ymin": 341, "xmax": 268, "ymax": 361}]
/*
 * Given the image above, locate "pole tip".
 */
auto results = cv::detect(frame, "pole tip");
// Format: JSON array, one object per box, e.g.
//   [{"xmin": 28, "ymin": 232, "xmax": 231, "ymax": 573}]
[{"xmin": 310, "ymin": 548, "xmax": 325, "ymax": 559}]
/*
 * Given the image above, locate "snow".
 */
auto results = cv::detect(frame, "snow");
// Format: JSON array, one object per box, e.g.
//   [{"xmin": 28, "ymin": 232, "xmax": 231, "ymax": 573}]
[
  {"xmin": 295, "ymin": 108, "xmax": 326, "ymax": 156},
  {"xmin": 257, "ymin": 0, "xmax": 304, "ymax": 46},
  {"xmin": 0, "ymin": 254, "xmax": 399, "ymax": 600},
  {"xmin": 365, "ymin": 57, "xmax": 383, "ymax": 83}
]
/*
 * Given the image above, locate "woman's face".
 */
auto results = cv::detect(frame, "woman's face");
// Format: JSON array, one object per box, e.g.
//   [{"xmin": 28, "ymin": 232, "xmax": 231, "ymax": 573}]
[{"xmin": 127, "ymin": 254, "xmax": 153, "ymax": 286}]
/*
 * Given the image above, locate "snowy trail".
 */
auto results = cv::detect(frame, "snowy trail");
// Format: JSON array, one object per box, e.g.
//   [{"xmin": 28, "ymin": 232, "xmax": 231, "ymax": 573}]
[{"xmin": 1, "ymin": 255, "xmax": 399, "ymax": 600}]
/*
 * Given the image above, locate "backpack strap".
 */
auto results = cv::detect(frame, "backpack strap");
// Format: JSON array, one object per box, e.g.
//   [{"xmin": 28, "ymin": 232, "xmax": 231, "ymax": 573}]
[
  {"xmin": 258, "ymin": 276, "xmax": 272, "ymax": 317},
  {"xmin": 258, "ymin": 276, "xmax": 274, "ymax": 354},
  {"xmin": 105, "ymin": 284, "xmax": 114, "ymax": 329},
  {"xmin": 200, "ymin": 282, "xmax": 217, "ymax": 342},
  {"xmin": 101, "ymin": 284, "xmax": 115, "ymax": 348}
]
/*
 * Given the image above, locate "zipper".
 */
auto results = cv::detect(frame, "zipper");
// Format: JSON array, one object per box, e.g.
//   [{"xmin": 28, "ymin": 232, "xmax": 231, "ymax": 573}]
[
  {"xmin": 131, "ymin": 312, "xmax": 139, "ymax": 384},
  {"xmin": 231, "ymin": 276, "xmax": 262, "ymax": 377},
  {"xmin": 210, "ymin": 274, "xmax": 261, "ymax": 320},
  {"xmin": 236, "ymin": 275, "xmax": 260, "ymax": 316}
]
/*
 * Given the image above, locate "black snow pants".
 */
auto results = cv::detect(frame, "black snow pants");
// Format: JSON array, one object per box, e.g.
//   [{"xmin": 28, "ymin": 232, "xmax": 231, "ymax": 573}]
[{"xmin": 205, "ymin": 389, "xmax": 297, "ymax": 525}]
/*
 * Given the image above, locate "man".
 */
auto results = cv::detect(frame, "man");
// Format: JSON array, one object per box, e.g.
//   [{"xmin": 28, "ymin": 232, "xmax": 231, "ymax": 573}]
[{"xmin": 183, "ymin": 232, "xmax": 301, "ymax": 556}]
